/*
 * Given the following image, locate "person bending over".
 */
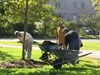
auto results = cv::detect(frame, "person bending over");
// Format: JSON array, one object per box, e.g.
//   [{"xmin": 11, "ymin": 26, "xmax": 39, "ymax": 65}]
[{"xmin": 14, "ymin": 31, "xmax": 33, "ymax": 60}]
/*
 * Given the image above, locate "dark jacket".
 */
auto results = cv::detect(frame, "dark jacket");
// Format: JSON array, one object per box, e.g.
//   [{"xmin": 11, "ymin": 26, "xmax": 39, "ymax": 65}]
[{"xmin": 64, "ymin": 30, "xmax": 79, "ymax": 46}]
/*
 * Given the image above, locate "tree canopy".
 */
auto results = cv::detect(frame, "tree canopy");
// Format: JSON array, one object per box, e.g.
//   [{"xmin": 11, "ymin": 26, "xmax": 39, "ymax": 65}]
[
  {"xmin": 92, "ymin": 0, "xmax": 100, "ymax": 12},
  {"xmin": 0, "ymin": 0, "xmax": 59, "ymax": 37}
]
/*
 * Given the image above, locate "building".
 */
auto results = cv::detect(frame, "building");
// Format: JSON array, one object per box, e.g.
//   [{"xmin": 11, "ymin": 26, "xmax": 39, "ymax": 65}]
[{"xmin": 48, "ymin": 0, "xmax": 95, "ymax": 26}]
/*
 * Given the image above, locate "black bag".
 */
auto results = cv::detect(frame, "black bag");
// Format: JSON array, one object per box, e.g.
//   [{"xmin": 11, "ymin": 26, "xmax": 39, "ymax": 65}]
[{"xmin": 42, "ymin": 41, "xmax": 56, "ymax": 45}]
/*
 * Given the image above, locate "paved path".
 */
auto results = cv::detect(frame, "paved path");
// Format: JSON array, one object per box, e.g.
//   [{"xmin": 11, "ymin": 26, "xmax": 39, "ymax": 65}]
[
  {"xmin": 0, "ymin": 38, "xmax": 100, "ymax": 59},
  {"xmin": 0, "ymin": 38, "xmax": 100, "ymax": 42},
  {"xmin": 79, "ymin": 50, "xmax": 100, "ymax": 59},
  {"xmin": 0, "ymin": 44, "xmax": 100, "ymax": 60}
]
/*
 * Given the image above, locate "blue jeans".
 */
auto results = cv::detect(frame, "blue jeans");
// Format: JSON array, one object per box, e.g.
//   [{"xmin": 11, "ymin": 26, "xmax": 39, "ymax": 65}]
[{"xmin": 68, "ymin": 39, "xmax": 80, "ymax": 51}]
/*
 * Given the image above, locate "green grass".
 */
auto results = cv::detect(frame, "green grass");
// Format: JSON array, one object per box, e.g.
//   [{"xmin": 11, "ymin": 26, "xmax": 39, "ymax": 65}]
[
  {"xmin": 0, "ymin": 41, "xmax": 100, "ymax": 50},
  {"xmin": 0, "ymin": 41, "xmax": 41, "ymax": 46},
  {"xmin": 0, "ymin": 41, "xmax": 21, "ymax": 45},
  {"xmin": 80, "ymin": 35, "xmax": 98, "ymax": 39},
  {"xmin": 0, "ymin": 47, "xmax": 100, "ymax": 75},
  {"xmin": 0, "ymin": 48, "xmax": 41, "ymax": 62},
  {"xmin": 81, "ymin": 42, "xmax": 100, "ymax": 50}
]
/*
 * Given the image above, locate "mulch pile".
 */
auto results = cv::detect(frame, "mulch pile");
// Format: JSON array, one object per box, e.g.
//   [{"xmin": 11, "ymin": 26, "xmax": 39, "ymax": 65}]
[{"xmin": 0, "ymin": 59, "xmax": 48, "ymax": 68}]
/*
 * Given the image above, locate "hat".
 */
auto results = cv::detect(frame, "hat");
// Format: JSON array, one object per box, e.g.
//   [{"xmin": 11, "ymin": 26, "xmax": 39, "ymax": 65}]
[
  {"xmin": 14, "ymin": 31, "xmax": 19, "ymax": 35},
  {"xmin": 63, "ymin": 28, "xmax": 69, "ymax": 33},
  {"xmin": 58, "ymin": 21, "xmax": 63, "ymax": 25}
]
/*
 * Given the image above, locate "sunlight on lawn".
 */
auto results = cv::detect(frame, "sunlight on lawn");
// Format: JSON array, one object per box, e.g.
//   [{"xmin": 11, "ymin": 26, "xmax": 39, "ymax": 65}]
[{"xmin": 0, "ymin": 47, "xmax": 100, "ymax": 75}]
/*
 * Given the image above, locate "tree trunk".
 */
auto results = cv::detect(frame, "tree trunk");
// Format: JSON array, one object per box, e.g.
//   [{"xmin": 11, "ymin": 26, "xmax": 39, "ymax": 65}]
[
  {"xmin": 99, "ymin": 32, "xmax": 100, "ymax": 39},
  {"xmin": 22, "ymin": 0, "xmax": 28, "ymax": 60}
]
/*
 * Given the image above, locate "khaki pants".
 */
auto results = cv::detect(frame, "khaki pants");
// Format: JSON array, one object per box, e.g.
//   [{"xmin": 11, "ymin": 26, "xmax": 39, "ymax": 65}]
[{"xmin": 23, "ymin": 41, "xmax": 33, "ymax": 59}]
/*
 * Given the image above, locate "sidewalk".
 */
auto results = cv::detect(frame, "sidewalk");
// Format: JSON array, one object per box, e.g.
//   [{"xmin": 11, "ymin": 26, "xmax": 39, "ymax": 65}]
[
  {"xmin": 0, "ymin": 38, "xmax": 100, "ymax": 59},
  {"xmin": 0, "ymin": 44, "xmax": 40, "ymax": 50},
  {"xmin": 79, "ymin": 50, "xmax": 100, "ymax": 59},
  {"xmin": 0, "ymin": 44, "xmax": 100, "ymax": 59}
]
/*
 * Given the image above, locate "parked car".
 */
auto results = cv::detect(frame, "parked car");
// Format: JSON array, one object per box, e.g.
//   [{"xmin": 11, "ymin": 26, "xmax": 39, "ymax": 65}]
[{"xmin": 85, "ymin": 29, "xmax": 93, "ymax": 35}]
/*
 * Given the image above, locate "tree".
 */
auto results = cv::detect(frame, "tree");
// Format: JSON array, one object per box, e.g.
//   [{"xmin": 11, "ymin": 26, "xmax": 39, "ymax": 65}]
[
  {"xmin": 81, "ymin": 13, "xmax": 100, "ymax": 35},
  {"xmin": 67, "ymin": 21, "xmax": 77, "ymax": 31},
  {"xmin": 88, "ymin": 0, "xmax": 100, "ymax": 37},
  {"xmin": 0, "ymin": 0, "xmax": 59, "ymax": 60},
  {"xmin": 22, "ymin": 0, "xmax": 28, "ymax": 59},
  {"xmin": 0, "ymin": 0, "xmax": 58, "ymax": 37},
  {"xmin": 92, "ymin": 0, "xmax": 100, "ymax": 12}
]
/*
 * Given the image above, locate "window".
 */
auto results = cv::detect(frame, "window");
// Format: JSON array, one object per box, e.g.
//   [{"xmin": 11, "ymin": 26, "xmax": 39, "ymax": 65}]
[
  {"xmin": 74, "ymin": 1, "xmax": 80, "ymax": 9},
  {"xmin": 74, "ymin": 1, "xmax": 85, "ymax": 9},
  {"xmin": 82, "ymin": 2, "xmax": 85, "ymax": 9},
  {"xmin": 55, "ymin": 2, "xmax": 61, "ymax": 8}
]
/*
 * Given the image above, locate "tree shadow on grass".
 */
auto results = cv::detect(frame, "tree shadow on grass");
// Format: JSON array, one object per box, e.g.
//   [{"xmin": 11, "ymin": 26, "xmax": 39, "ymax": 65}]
[
  {"xmin": 49, "ymin": 65, "xmax": 100, "ymax": 75},
  {"xmin": 0, "ymin": 69, "xmax": 17, "ymax": 75},
  {"xmin": 0, "ymin": 68, "xmax": 49, "ymax": 75},
  {"xmin": 48, "ymin": 60, "xmax": 100, "ymax": 75},
  {"xmin": 0, "ymin": 59, "xmax": 99, "ymax": 75},
  {"xmin": 0, "ymin": 51, "xmax": 15, "ymax": 61},
  {"xmin": 0, "ymin": 63, "xmax": 99, "ymax": 75},
  {"xmin": 85, "ymin": 64, "xmax": 100, "ymax": 68},
  {"xmin": 0, "ymin": 51, "xmax": 99, "ymax": 75}
]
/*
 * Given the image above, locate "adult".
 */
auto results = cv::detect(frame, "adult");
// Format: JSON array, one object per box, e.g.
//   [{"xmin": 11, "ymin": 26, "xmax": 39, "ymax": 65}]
[
  {"xmin": 63, "ymin": 28, "xmax": 83, "ymax": 50},
  {"xmin": 56, "ymin": 21, "xmax": 65, "ymax": 46},
  {"xmin": 14, "ymin": 31, "xmax": 33, "ymax": 59},
  {"xmin": 62, "ymin": 28, "xmax": 83, "ymax": 65}
]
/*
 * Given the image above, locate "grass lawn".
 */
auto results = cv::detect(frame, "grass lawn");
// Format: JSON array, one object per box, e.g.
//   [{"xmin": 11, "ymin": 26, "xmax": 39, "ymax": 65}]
[
  {"xmin": 80, "ymin": 42, "xmax": 100, "ymax": 50},
  {"xmin": 0, "ymin": 41, "xmax": 41, "ymax": 46},
  {"xmin": 0, "ymin": 41, "xmax": 100, "ymax": 50},
  {"xmin": 0, "ymin": 47, "xmax": 100, "ymax": 75}
]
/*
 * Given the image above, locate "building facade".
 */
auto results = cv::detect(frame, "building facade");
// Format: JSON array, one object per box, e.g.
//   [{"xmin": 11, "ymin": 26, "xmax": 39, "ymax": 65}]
[{"xmin": 48, "ymin": 0, "xmax": 95, "ymax": 25}]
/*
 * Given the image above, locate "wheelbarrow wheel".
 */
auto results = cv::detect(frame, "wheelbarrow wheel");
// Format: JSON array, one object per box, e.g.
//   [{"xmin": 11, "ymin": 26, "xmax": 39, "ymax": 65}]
[
  {"xmin": 53, "ymin": 59, "xmax": 62, "ymax": 69},
  {"xmin": 40, "ymin": 52, "xmax": 48, "ymax": 60}
]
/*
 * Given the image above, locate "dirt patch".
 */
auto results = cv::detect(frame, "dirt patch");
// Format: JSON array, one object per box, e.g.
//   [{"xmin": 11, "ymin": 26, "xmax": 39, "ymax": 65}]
[{"xmin": 0, "ymin": 59, "xmax": 48, "ymax": 68}]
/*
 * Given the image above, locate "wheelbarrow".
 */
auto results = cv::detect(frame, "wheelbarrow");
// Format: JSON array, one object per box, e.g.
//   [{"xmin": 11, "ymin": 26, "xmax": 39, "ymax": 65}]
[
  {"xmin": 39, "ymin": 41, "xmax": 92, "ymax": 69},
  {"xmin": 51, "ymin": 49, "xmax": 92, "ymax": 69},
  {"xmin": 39, "ymin": 41, "xmax": 59, "ymax": 60}
]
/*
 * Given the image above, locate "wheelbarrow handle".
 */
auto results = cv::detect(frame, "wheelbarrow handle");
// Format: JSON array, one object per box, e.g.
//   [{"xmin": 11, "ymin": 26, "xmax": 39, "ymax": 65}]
[{"xmin": 79, "ymin": 52, "xmax": 92, "ymax": 58}]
